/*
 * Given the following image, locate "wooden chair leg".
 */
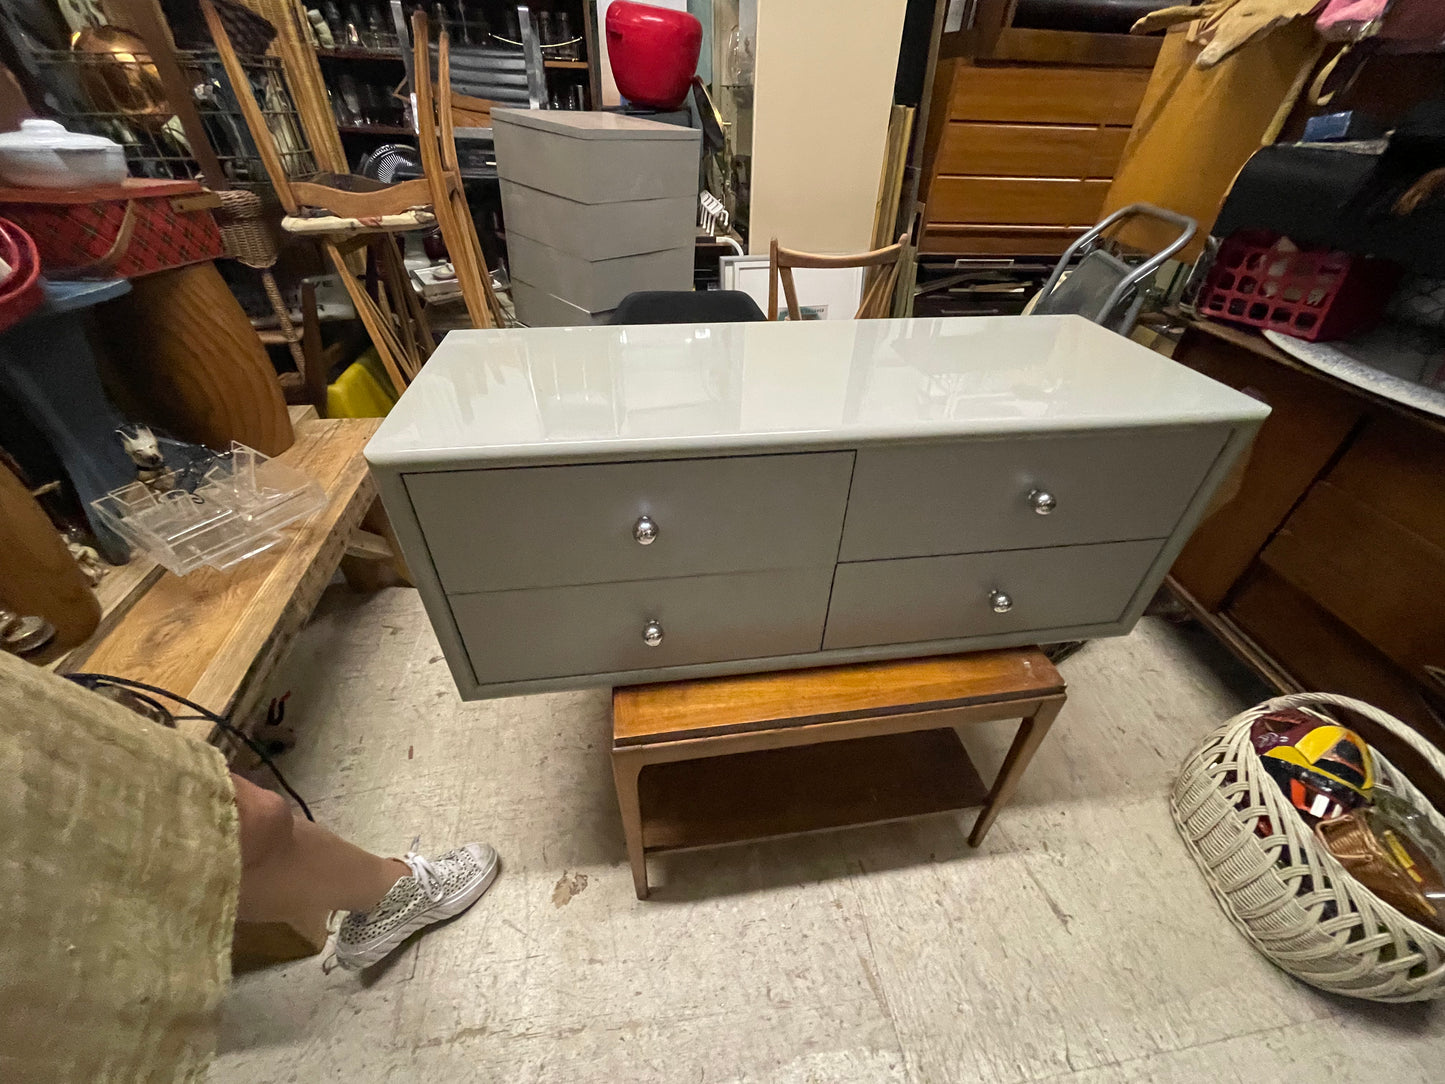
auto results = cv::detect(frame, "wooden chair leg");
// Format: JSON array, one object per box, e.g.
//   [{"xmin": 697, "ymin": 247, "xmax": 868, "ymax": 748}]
[
  {"xmin": 430, "ymin": 180, "xmax": 493, "ymax": 329},
  {"xmin": 610, "ymin": 750, "xmax": 650, "ymax": 899},
  {"xmin": 299, "ymin": 279, "xmax": 327, "ymax": 416},
  {"xmin": 376, "ymin": 235, "xmax": 436, "ymax": 358},
  {"xmin": 450, "ymin": 186, "xmax": 502, "ymax": 328},
  {"xmin": 455, "ymin": 188, "xmax": 506, "ymax": 327},
  {"xmin": 968, "ymin": 696, "xmax": 1065, "ymax": 847},
  {"xmin": 325, "ymin": 240, "xmax": 410, "ymax": 397}
]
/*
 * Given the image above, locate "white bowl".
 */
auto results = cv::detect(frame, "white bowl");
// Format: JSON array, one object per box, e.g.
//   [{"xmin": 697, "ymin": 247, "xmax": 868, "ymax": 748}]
[{"xmin": 0, "ymin": 119, "xmax": 129, "ymax": 189}]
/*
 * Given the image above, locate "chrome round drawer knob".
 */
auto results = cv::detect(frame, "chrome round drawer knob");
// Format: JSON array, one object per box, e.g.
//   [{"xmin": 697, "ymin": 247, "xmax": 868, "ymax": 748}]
[
  {"xmin": 1028, "ymin": 489, "xmax": 1057, "ymax": 516},
  {"xmin": 990, "ymin": 590, "xmax": 1014, "ymax": 614},
  {"xmin": 642, "ymin": 620, "xmax": 664, "ymax": 647},
  {"xmin": 633, "ymin": 515, "xmax": 659, "ymax": 545}
]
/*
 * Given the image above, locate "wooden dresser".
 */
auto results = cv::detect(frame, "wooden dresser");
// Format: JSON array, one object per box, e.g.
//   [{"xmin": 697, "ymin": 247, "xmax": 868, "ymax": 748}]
[
  {"xmin": 919, "ymin": 60, "xmax": 1151, "ymax": 258},
  {"xmin": 367, "ymin": 316, "xmax": 1264, "ymax": 700},
  {"xmin": 1168, "ymin": 317, "xmax": 1445, "ymax": 749}
]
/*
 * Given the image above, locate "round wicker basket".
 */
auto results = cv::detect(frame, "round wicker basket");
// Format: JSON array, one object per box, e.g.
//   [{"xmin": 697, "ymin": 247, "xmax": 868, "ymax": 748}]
[{"xmin": 1172, "ymin": 692, "xmax": 1445, "ymax": 1002}]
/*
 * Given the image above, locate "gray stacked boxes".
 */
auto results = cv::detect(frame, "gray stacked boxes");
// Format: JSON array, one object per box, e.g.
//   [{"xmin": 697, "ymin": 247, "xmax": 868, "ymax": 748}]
[{"xmin": 493, "ymin": 109, "xmax": 700, "ymax": 326}]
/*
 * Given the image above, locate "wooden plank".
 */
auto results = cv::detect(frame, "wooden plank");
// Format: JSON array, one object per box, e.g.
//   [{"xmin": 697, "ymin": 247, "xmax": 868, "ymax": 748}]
[
  {"xmin": 928, "ymin": 176, "xmax": 1110, "ymax": 226},
  {"xmin": 948, "ymin": 64, "xmax": 1150, "ymax": 126},
  {"xmin": 80, "ymin": 418, "xmax": 380, "ymax": 739},
  {"xmin": 636, "ymin": 728, "xmax": 989, "ymax": 853},
  {"xmin": 871, "ymin": 105, "xmax": 915, "ymax": 252},
  {"xmin": 1260, "ymin": 481, "xmax": 1445, "ymax": 678},
  {"xmin": 1168, "ymin": 326, "xmax": 1363, "ymax": 610},
  {"xmin": 1326, "ymin": 416, "xmax": 1445, "ymax": 549},
  {"xmin": 288, "ymin": 404, "xmax": 320, "ymax": 424},
  {"xmin": 343, "ymin": 529, "xmax": 392, "ymax": 561},
  {"xmin": 53, "ymin": 556, "xmax": 162, "ymax": 673},
  {"xmin": 614, "ymin": 649, "xmax": 1061, "ymax": 746}
]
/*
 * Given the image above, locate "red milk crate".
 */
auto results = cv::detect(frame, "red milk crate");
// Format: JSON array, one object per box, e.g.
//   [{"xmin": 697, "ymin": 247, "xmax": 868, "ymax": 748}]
[{"xmin": 1197, "ymin": 230, "xmax": 1401, "ymax": 342}]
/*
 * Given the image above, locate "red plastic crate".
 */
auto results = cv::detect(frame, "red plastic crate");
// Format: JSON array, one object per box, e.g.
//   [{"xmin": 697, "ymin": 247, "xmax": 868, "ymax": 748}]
[{"xmin": 1198, "ymin": 231, "xmax": 1400, "ymax": 342}]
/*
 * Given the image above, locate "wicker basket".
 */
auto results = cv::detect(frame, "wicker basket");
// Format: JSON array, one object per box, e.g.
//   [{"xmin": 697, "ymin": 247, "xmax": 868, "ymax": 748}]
[{"xmin": 1172, "ymin": 692, "xmax": 1445, "ymax": 1001}]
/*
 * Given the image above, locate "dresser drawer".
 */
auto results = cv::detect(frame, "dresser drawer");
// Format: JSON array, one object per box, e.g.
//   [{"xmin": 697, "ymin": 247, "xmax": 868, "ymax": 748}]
[
  {"xmin": 407, "ymin": 452, "xmax": 854, "ymax": 593},
  {"xmin": 453, "ymin": 568, "xmax": 833, "ymax": 685},
  {"xmin": 823, "ymin": 540, "xmax": 1162, "ymax": 650},
  {"xmin": 935, "ymin": 123, "xmax": 1132, "ymax": 180},
  {"xmin": 840, "ymin": 428, "xmax": 1228, "ymax": 561},
  {"xmin": 948, "ymin": 65, "xmax": 1150, "ymax": 126},
  {"xmin": 928, "ymin": 177, "xmax": 1110, "ymax": 227}
]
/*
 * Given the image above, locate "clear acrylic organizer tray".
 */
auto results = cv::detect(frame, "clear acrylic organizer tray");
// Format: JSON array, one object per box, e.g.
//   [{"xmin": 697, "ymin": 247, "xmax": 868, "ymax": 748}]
[{"xmin": 91, "ymin": 443, "xmax": 326, "ymax": 575}]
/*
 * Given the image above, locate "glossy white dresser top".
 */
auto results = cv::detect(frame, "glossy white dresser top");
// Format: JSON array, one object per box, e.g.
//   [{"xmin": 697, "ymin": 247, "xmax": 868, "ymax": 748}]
[{"xmin": 365, "ymin": 315, "xmax": 1269, "ymax": 468}]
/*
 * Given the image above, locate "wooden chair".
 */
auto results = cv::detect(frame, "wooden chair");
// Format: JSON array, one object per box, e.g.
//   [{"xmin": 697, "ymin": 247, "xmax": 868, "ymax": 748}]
[
  {"xmin": 767, "ymin": 232, "xmax": 910, "ymax": 321},
  {"xmin": 200, "ymin": 2, "xmax": 499, "ymax": 398},
  {"xmin": 410, "ymin": 10, "xmax": 505, "ymax": 332}
]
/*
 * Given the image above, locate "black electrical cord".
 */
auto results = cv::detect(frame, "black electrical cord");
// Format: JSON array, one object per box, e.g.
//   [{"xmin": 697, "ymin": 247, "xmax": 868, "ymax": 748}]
[{"xmin": 65, "ymin": 673, "xmax": 314, "ymax": 821}]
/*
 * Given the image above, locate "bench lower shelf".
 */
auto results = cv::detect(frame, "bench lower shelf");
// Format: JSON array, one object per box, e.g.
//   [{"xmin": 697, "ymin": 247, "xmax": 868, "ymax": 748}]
[{"xmin": 637, "ymin": 728, "xmax": 988, "ymax": 854}]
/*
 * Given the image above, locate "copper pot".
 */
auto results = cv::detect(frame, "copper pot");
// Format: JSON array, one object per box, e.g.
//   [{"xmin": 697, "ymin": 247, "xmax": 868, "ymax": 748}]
[{"xmin": 71, "ymin": 25, "xmax": 170, "ymax": 130}]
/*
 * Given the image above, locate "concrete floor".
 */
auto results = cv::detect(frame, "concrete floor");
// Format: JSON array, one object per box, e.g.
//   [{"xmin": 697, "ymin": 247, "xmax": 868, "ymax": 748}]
[{"xmin": 215, "ymin": 587, "xmax": 1445, "ymax": 1082}]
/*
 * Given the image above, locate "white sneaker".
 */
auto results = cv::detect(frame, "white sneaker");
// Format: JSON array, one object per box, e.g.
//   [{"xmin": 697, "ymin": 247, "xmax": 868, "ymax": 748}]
[{"xmin": 334, "ymin": 842, "xmax": 499, "ymax": 971}]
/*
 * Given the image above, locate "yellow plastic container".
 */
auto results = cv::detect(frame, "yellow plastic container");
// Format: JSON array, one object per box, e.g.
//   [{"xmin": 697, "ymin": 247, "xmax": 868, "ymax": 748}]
[{"xmin": 326, "ymin": 350, "xmax": 397, "ymax": 418}]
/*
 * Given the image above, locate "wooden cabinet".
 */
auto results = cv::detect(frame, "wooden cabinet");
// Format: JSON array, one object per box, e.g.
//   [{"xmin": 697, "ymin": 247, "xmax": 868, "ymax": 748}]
[
  {"xmin": 1168, "ymin": 319, "xmax": 1445, "ymax": 745},
  {"xmin": 920, "ymin": 61, "xmax": 1150, "ymax": 257},
  {"xmin": 1168, "ymin": 324, "xmax": 1365, "ymax": 609}
]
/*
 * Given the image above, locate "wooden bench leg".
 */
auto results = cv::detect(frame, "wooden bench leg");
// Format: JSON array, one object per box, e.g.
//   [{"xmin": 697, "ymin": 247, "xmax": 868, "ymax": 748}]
[
  {"xmin": 969, "ymin": 695, "xmax": 1065, "ymax": 847},
  {"xmin": 610, "ymin": 749, "xmax": 650, "ymax": 899},
  {"xmin": 339, "ymin": 497, "xmax": 413, "ymax": 592}
]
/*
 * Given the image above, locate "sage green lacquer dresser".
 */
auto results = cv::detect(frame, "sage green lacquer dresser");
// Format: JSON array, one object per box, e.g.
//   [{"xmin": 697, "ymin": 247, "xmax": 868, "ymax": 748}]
[{"xmin": 367, "ymin": 315, "xmax": 1269, "ymax": 699}]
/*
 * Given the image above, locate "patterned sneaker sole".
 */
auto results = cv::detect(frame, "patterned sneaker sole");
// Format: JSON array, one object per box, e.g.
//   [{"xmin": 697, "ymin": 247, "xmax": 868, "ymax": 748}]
[{"xmin": 336, "ymin": 852, "xmax": 500, "ymax": 971}]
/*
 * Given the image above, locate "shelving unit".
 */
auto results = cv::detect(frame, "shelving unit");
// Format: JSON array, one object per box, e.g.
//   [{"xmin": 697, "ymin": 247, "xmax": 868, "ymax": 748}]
[{"xmin": 316, "ymin": 1, "xmax": 602, "ymax": 168}]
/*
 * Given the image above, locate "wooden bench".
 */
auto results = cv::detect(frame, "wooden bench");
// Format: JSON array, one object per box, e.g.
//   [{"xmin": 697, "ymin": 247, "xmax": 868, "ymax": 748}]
[
  {"xmin": 55, "ymin": 411, "xmax": 401, "ymax": 744},
  {"xmin": 611, "ymin": 648, "xmax": 1066, "ymax": 899}
]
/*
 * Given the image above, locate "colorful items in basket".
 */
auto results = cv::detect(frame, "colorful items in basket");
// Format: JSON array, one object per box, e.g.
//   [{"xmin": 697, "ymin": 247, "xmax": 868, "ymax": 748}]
[
  {"xmin": 1250, "ymin": 708, "xmax": 1374, "ymax": 823},
  {"xmin": 1250, "ymin": 707, "xmax": 1445, "ymax": 930},
  {"xmin": 1317, "ymin": 797, "xmax": 1445, "ymax": 935}
]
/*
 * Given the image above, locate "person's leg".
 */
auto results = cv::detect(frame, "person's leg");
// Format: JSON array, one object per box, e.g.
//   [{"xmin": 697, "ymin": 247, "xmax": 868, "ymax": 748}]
[
  {"xmin": 231, "ymin": 773, "xmax": 499, "ymax": 970},
  {"xmin": 233, "ymin": 773, "xmax": 407, "ymax": 924}
]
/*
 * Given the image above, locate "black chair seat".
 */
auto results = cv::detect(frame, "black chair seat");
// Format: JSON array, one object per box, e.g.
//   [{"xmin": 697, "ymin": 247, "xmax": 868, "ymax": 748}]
[{"xmin": 609, "ymin": 290, "xmax": 766, "ymax": 325}]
